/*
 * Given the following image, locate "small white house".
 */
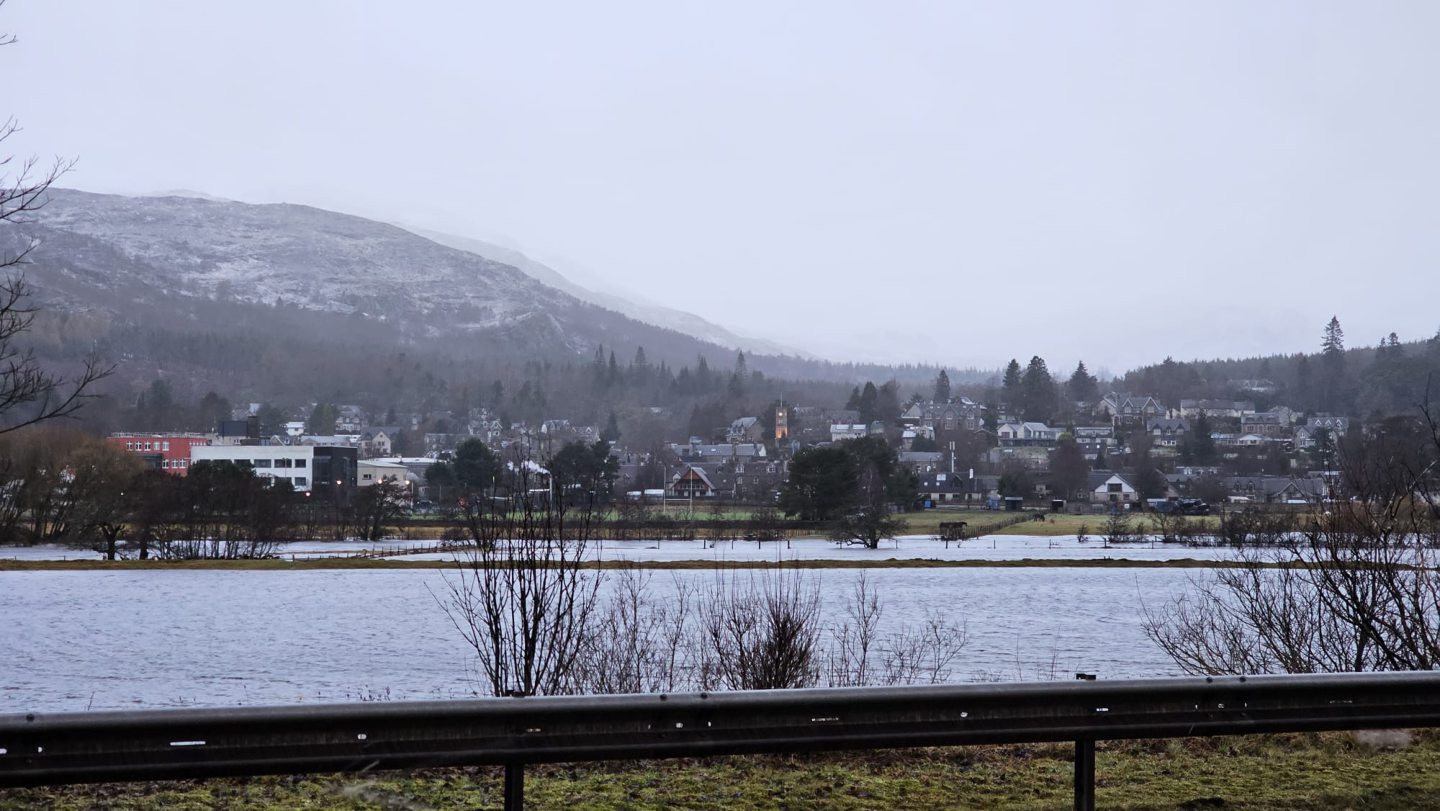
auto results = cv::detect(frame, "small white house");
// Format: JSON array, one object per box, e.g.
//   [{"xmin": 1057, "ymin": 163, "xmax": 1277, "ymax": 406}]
[
  {"xmin": 358, "ymin": 459, "xmax": 410, "ymax": 488},
  {"xmin": 1090, "ymin": 473, "xmax": 1137, "ymax": 505}
]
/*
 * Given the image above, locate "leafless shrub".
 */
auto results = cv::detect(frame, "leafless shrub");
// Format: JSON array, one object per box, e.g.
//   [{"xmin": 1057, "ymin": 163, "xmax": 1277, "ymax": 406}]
[
  {"xmin": 826, "ymin": 572, "xmax": 883, "ymax": 687},
  {"xmin": 1103, "ymin": 510, "xmax": 1134, "ymax": 545},
  {"xmin": 697, "ymin": 568, "xmax": 823, "ymax": 690},
  {"xmin": 825, "ymin": 572, "xmax": 968, "ymax": 686},
  {"xmin": 573, "ymin": 567, "xmax": 696, "ymax": 694},
  {"xmin": 1145, "ymin": 401, "xmax": 1440, "ymax": 675},
  {"xmin": 878, "ymin": 611, "xmax": 969, "ymax": 685}
]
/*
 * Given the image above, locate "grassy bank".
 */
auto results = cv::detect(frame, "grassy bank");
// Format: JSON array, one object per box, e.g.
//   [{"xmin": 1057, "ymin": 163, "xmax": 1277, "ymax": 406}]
[
  {"xmin": 5, "ymin": 733, "xmax": 1438, "ymax": 810},
  {"xmin": 899, "ymin": 510, "xmax": 1223, "ymax": 538}
]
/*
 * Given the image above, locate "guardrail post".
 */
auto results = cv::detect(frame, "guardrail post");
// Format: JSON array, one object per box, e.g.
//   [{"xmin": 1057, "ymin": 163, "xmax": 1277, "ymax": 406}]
[
  {"xmin": 1073, "ymin": 738, "xmax": 1095, "ymax": 811},
  {"xmin": 504, "ymin": 762, "xmax": 524, "ymax": 811}
]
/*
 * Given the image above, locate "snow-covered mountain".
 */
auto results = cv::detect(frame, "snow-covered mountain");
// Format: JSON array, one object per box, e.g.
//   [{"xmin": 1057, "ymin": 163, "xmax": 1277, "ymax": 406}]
[
  {"xmin": 5, "ymin": 189, "xmax": 942, "ymax": 397},
  {"xmin": 26, "ymin": 189, "xmax": 573, "ymax": 334},
  {"xmin": 11, "ymin": 188, "xmax": 794, "ymax": 363}
]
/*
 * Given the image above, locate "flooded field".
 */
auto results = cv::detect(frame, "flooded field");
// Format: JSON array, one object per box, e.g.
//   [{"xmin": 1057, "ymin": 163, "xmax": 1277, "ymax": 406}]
[{"xmin": 1, "ymin": 565, "xmax": 1199, "ymax": 712}]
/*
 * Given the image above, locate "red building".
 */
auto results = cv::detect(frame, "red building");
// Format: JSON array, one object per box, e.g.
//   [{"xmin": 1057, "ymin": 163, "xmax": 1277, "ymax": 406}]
[{"xmin": 107, "ymin": 434, "xmax": 212, "ymax": 475}]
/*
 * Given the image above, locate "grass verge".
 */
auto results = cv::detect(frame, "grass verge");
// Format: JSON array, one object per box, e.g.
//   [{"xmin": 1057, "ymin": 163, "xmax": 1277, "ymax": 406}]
[{"xmin": 4, "ymin": 733, "xmax": 1438, "ymax": 810}]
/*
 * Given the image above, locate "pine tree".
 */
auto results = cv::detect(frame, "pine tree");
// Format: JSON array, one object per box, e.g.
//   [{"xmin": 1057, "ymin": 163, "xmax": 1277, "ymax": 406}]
[
  {"xmin": 696, "ymin": 355, "xmax": 711, "ymax": 390},
  {"xmin": 1066, "ymin": 361, "xmax": 1098, "ymax": 404},
  {"xmin": 933, "ymin": 369, "xmax": 951, "ymax": 403},
  {"xmin": 601, "ymin": 411, "xmax": 621, "ymax": 443},
  {"xmin": 1319, "ymin": 316, "xmax": 1348, "ymax": 412},
  {"xmin": 1020, "ymin": 356, "xmax": 1056, "ymax": 423},
  {"xmin": 1001, "ymin": 359, "xmax": 1022, "ymax": 413},
  {"xmin": 1322, "ymin": 316, "xmax": 1345, "ymax": 355},
  {"xmin": 857, "ymin": 382, "xmax": 880, "ymax": 424},
  {"xmin": 1002, "ymin": 359, "xmax": 1022, "ymax": 391}
]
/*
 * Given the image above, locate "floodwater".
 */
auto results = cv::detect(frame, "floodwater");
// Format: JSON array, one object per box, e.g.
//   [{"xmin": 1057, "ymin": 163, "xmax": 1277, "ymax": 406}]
[
  {"xmin": 1, "ymin": 566, "xmax": 1202, "ymax": 713},
  {"xmin": 0, "ymin": 534, "xmax": 1243, "ymax": 563}
]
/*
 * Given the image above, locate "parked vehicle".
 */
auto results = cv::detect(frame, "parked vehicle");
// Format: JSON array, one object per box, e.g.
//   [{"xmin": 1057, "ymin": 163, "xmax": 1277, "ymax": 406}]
[{"xmin": 1176, "ymin": 498, "xmax": 1211, "ymax": 516}]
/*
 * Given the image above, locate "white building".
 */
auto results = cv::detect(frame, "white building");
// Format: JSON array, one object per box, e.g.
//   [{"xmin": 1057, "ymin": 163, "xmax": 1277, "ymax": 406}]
[
  {"xmin": 1090, "ymin": 473, "xmax": 1138, "ymax": 505},
  {"xmin": 191, "ymin": 445, "xmax": 316, "ymax": 491},
  {"xmin": 359, "ymin": 459, "xmax": 412, "ymax": 488}
]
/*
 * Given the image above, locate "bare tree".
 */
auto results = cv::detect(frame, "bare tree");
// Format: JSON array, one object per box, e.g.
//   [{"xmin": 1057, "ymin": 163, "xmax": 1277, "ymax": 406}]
[
  {"xmin": 1145, "ymin": 401, "xmax": 1440, "ymax": 675},
  {"xmin": 347, "ymin": 479, "xmax": 409, "ymax": 542},
  {"xmin": 437, "ymin": 463, "xmax": 605, "ymax": 697},
  {"xmin": 0, "ymin": 9, "xmax": 107, "ymax": 435}
]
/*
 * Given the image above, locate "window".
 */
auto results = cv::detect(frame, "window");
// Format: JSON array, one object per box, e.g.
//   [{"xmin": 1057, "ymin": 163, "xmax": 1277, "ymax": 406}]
[
  {"xmin": 295, "ymin": 459, "xmax": 307, "ymax": 468},
  {"xmin": 126, "ymin": 441, "xmax": 134, "ymax": 451},
  {"xmin": 252, "ymin": 459, "xmax": 272, "ymax": 468},
  {"xmin": 162, "ymin": 441, "xmax": 170, "ymax": 452},
  {"xmin": 294, "ymin": 477, "xmax": 307, "ymax": 487},
  {"xmin": 274, "ymin": 458, "xmax": 293, "ymax": 469}
]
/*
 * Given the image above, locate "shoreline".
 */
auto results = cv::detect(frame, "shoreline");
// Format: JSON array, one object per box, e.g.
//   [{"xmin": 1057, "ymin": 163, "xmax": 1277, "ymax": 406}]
[{"xmin": 0, "ymin": 555, "xmax": 1256, "ymax": 571}]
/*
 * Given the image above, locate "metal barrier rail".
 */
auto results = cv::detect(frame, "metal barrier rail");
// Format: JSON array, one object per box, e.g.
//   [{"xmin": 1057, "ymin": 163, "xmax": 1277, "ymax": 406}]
[{"xmin": 5, "ymin": 673, "xmax": 1440, "ymax": 810}]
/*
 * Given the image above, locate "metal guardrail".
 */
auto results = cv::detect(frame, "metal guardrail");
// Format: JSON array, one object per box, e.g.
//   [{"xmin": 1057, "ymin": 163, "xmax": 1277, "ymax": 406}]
[{"xmin": 5, "ymin": 673, "xmax": 1440, "ymax": 810}]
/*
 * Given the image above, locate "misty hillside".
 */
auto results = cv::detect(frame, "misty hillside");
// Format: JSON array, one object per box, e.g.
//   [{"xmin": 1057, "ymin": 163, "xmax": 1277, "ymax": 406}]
[
  {"xmin": 0, "ymin": 189, "xmax": 975, "ymax": 406},
  {"xmin": 404, "ymin": 226, "xmax": 804, "ymax": 359}
]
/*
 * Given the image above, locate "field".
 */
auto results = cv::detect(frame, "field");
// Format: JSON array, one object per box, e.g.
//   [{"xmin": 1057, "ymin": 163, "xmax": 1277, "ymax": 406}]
[
  {"xmin": 898, "ymin": 509, "xmax": 1222, "ymax": 538},
  {"xmin": 6, "ymin": 733, "xmax": 1439, "ymax": 810}
]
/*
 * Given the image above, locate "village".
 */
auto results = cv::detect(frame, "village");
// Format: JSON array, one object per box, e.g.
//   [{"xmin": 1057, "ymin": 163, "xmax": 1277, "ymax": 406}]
[{"xmin": 99, "ymin": 374, "xmax": 1355, "ymax": 518}]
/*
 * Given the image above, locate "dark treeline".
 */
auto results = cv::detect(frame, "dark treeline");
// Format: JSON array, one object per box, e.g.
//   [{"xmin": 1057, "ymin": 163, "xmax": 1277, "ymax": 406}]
[
  {"xmin": 1115, "ymin": 318, "xmax": 1440, "ymax": 418},
  {"xmin": 17, "ymin": 275, "xmax": 991, "ymax": 441},
  {"xmin": 934, "ymin": 318, "xmax": 1440, "ymax": 425}
]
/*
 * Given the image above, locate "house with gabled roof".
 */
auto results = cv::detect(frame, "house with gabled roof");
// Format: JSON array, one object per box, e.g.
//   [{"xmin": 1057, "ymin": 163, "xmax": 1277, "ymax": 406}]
[
  {"xmin": 1089, "ymin": 472, "xmax": 1139, "ymax": 505},
  {"xmin": 901, "ymin": 398, "xmax": 983, "ymax": 432},
  {"xmin": 726, "ymin": 417, "xmax": 763, "ymax": 444},
  {"xmin": 1097, "ymin": 393, "xmax": 1166, "ymax": 428},
  {"xmin": 669, "ymin": 464, "xmax": 716, "ymax": 499}
]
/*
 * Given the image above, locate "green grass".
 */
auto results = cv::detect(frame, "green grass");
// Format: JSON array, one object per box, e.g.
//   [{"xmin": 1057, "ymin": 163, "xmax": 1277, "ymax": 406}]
[
  {"xmin": 7, "ymin": 733, "xmax": 1440, "ymax": 810},
  {"xmin": 900, "ymin": 510, "xmax": 1223, "ymax": 538}
]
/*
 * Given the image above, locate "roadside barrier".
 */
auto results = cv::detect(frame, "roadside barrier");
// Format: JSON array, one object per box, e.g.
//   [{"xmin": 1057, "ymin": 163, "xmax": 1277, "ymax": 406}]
[{"xmin": 5, "ymin": 673, "xmax": 1440, "ymax": 810}]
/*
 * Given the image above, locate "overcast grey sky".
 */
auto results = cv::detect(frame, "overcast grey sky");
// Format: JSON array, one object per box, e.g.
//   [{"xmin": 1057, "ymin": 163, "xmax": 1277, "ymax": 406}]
[{"xmin": 7, "ymin": 2, "xmax": 1439, "ymax": 373}]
